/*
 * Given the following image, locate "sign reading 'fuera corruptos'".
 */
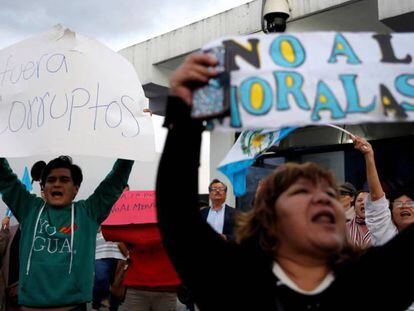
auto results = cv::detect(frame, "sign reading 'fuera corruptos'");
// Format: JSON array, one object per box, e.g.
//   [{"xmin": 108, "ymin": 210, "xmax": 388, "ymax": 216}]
[{"xmin": 0, "ymin": 25, "xmax": 155, "ymax": 160}]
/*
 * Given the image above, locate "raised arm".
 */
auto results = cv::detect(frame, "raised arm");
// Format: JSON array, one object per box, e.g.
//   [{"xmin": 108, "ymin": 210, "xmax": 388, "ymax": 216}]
[
  {"xmin": 84, "ymin": 159, "xmax": 134, "ymax": 223},
  {"xmin": 353, "ymin": 136, "xmax": 384, "ymax": 201},
  {"xmin": 156, "ymin": 54, "xmax": 241, "ymax": 296},
  {"xmin": 0, "ymin": 158, "xmax": 41, "ymax": 222},
  {"xmin": 353, "ymin": 136, "xmax": 397, "ymax": 245}
]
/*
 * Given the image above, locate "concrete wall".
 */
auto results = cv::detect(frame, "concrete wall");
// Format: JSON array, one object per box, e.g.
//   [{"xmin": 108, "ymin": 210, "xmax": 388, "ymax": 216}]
[
  {"xmin": 119, "ymin": 0, "xmax": 362, "ymax": 87},
  {"xmin": 378, "ymin": 0, "xmax": 414, "ymax": 20},
  {"xmin": 378, "ymin": 0, "xmax": 414, "ymax": 31}
]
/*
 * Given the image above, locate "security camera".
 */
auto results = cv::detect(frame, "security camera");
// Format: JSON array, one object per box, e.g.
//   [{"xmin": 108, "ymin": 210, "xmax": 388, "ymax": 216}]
[{"xmin": 261, "ymin": 0, "xmax": 291, "ymax": 33}]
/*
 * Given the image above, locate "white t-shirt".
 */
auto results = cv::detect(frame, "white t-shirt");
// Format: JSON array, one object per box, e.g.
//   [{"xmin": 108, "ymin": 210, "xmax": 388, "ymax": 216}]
[{"xmin": 365, "ymin": 194, "xmax": 398, "ymax": 246}]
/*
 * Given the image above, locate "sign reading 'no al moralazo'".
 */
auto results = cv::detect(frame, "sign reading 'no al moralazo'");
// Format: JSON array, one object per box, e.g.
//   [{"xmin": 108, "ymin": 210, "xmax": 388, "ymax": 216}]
[{"xmin": 201, "ymin": 32, "xmax": 414, "ymax": 130}]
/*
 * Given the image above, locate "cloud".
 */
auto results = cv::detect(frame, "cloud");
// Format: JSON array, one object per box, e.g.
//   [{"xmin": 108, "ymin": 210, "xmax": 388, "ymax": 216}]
[{"xmin": 0, "ymin": 0, "xmax": 251, "ymax": 51}]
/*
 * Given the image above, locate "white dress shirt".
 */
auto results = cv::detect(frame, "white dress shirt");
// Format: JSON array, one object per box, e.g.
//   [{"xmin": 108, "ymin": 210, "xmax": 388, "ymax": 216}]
[{"xmin": 206, "ymin": 204, "xmax": 226, "ymax": 234}]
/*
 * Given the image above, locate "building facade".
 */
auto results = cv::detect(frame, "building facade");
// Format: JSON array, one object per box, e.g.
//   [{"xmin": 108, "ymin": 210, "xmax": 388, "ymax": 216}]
[{"xmin": 119, "ymin": 0, "xmax": 414, "ymax": 207}]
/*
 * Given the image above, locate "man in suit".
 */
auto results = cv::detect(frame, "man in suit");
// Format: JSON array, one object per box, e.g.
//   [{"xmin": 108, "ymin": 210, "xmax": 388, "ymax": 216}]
[{"xmin": 200, "ymin": 179, "xmax": 236, "ymax": 241}]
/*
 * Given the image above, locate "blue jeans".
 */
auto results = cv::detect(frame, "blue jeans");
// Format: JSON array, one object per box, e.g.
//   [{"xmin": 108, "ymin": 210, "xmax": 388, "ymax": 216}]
[{"xmin": 92, "ymin": 258, "xmax": 121, "ymax": 311}]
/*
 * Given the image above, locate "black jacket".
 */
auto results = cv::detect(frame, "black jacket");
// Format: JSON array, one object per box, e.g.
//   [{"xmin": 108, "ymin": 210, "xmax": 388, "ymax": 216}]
[
  {"xmin": 156, "ymin": 96, "xmax": 414, "ymax": 311},
  {"xmin": 200, "ymin": 205, "xmax": 236, "ymax": 241}
]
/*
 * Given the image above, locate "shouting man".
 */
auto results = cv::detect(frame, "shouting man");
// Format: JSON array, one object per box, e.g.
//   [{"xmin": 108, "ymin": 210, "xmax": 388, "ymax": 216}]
[{"xmin": 0, "ymin": 156, "xmax": 133, "ymax": 310}]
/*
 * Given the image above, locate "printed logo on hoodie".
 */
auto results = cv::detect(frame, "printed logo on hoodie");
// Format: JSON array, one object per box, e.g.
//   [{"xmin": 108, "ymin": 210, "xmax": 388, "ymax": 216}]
[
  {"xmin": 59, "ymin": 223, "xmax": 78, "ymax": 234},
  {"xmin": 33, "ymin": 219, "xmax": 77, "ymax": 254}
]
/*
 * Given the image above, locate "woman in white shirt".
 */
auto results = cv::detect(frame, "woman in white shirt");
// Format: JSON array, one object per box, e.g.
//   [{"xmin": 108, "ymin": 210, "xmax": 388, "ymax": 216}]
[{"xmin": 353, "ymin": 135, "xmax": 414, "ymax": 245}]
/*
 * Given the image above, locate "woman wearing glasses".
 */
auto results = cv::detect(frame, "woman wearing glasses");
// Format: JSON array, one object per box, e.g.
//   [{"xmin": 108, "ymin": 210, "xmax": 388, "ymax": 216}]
[
  {"xmin": 354, "ymin": 135, "xmax": 414, "ymax": 311},
  {"xmin": 353, "ymin": 136, "xmax": 414, "ymax": 245}
]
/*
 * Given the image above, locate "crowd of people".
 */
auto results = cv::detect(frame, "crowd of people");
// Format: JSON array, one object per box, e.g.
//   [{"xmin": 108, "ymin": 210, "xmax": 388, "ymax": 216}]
[
  {"xmin": 0, "ymin": 52, "xmax": 412, "ymax": 311},
  {"xmin": 155, "ymin": 53, "xmax": 414, "ymax": 310}
]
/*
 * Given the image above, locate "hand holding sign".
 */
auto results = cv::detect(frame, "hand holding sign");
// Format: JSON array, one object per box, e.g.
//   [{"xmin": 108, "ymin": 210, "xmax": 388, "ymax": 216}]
[
  {"xmin": 170, "ymin": 53, "xmax": 218, "ymax": 106},
  {"xmin": 191, "ymin": 46, "xmax": 231, "ymax": 120}
]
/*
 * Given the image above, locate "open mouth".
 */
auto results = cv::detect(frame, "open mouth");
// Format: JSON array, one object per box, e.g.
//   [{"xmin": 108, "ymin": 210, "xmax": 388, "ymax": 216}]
[
  {"xmin": 400, "ymin": 211, "xmax": 412, "ymax": 218},
  {"xmin": 311, "ymin": 211, "xmax": 336, "ymax": 225},
  {"xmin": 51, "ymin": 191, "xmax": 63, "ymax": 198}
]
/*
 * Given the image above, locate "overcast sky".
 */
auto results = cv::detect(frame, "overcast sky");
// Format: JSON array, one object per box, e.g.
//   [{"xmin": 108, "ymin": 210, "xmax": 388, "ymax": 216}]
[{"xmin": 0, "ymin": 0, "xmax": 252, "ymax": 51}]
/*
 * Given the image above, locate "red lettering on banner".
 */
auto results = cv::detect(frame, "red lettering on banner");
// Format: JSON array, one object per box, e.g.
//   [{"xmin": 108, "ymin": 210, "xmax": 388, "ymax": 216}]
[{"xmin": 102, "ymin": 190, "xmax": 157, "ymax": 226}]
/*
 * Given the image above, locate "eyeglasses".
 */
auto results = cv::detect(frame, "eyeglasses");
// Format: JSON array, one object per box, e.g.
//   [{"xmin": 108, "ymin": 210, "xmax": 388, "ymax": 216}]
[
  {"xmin": 209, "ymin": 187, "xmax": 226, "ymax": 192},
  {"xmin": 392, "ymin": 201, "xmax": 414, "ymax": 208}
]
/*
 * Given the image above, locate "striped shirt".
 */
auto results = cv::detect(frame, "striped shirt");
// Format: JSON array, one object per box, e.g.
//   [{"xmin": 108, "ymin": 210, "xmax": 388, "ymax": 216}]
[
  {"xmin": 346, "ymin": 217, "xmax": 372, "ymax": 249},
  {"xmin": 95, "ymin": 232, "xmax": 126, "ymax": 260}
]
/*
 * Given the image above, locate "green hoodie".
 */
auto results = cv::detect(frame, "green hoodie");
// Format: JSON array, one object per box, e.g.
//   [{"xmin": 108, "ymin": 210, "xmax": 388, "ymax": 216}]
[{"xmin": 0, "ymin": 158, "xmax": 133, "ymax": 307}]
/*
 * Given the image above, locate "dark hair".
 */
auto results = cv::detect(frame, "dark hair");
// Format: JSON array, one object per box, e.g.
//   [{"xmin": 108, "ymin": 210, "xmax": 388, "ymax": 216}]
[
  {"xmin": 31, "ymin": 161, "xmax": 47, "ymax": 183},
  {"xmin": 40, "ymin": 156, "xmax": 83, "ymax": 188},
  {"xmin": 352, "ymin": 190, "xmax": 369, "ymax": 207},
  {"xmin": 236, "ymin": 162, "xmax": 339, "ymax": 258},
  {"xmin": 388, "ymin": 187, "xmax": 414, "ymax": 203},
  {"xmin": 339, "ymin": 182, "xmax": 357, "ymax": 197},
  {"xmin": 208, "ymin": 179, "xmax": 227, "ymax": 192}
]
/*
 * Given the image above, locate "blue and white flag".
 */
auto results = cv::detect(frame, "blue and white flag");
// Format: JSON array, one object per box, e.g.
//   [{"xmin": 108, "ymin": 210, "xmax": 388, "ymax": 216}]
[
  {"xmin": 218, "ymin": 127, "xmax": 297, "ymax": 196},
  {"xmin": 5, "ymin": 166, "xmax": 32, "ymax": 218},
  {"xmin": 21, "ymin": 166, "xmax": 33, "ymax": 192},
  {"xmin": 5, "ymin": 208, "xmax": 12, "ymax": 217}
]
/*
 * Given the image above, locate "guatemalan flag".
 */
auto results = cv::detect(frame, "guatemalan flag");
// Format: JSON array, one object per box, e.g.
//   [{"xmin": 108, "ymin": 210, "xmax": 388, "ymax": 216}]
[
  {"xmin": 218, "ymin": 127, "xmax": 297, "ymax": 197},
  {"xmin": 5, "ymin": 166, "xmax": 32, "ymax": 217}
]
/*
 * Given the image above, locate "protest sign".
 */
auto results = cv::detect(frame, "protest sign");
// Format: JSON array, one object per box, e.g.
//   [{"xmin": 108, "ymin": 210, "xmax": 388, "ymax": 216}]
[
  {"xmin": 0, "ymin": 25, "xmax": 155, "ymax": 160},
  {"xmin": 102, "ymin": 190, "xmax": 157, "ymax": 226},
  {"xmin": 200, "ymin": 32, "xmax": 414, "ymax": 129}
]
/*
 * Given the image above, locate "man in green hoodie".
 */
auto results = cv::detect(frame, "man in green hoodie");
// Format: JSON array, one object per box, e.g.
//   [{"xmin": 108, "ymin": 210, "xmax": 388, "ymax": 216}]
[{"xmin": 0, "ymin": 156, "xmax": 134, "ymax": 310}]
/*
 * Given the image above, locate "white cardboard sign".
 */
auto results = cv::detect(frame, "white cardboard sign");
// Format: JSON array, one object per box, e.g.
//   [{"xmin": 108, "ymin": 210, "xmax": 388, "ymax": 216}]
[
  {"xmin": 0, "ymin": 25, "xmax": 155, "ymax": 161},
  {"xmin": 205, "ymin": 32, "xmax": 414, "ymax": 129}
]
